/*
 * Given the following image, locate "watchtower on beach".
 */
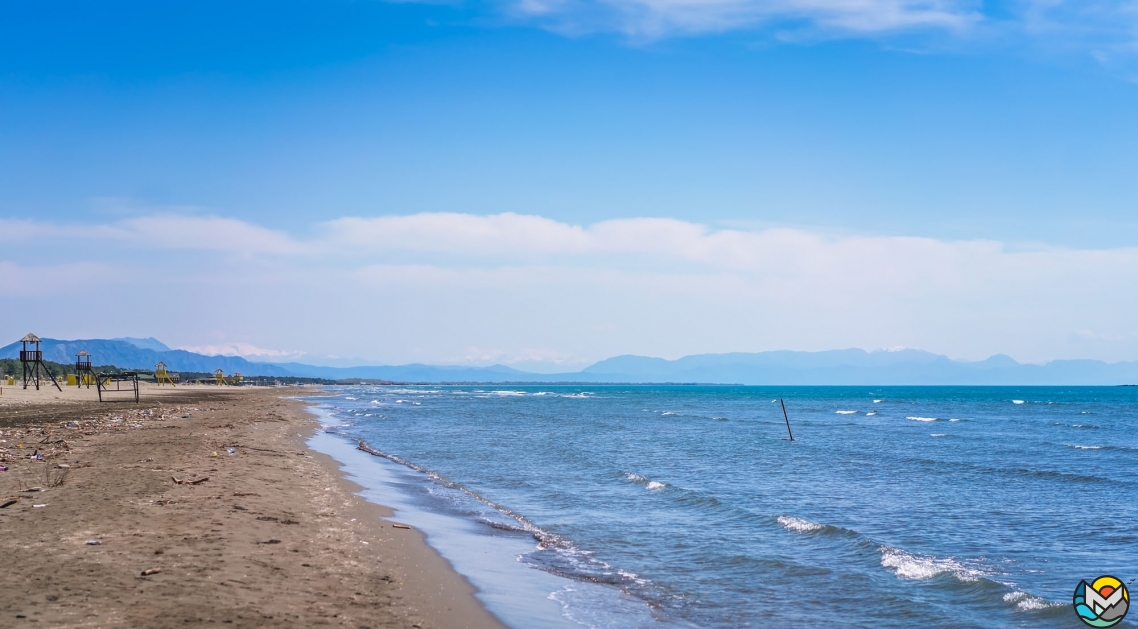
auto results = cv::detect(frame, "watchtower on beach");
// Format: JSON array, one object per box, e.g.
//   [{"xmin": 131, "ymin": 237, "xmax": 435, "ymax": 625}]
[
  {"xmin": 75, "ymin": 350, "xmax": 94, "ymax": 388},
  {"xmin": 155, "ymin": 362, "xmax": 177, "ymax": 386},
  {"xmin": 19, "ymin": 333, "xmax": 62, "ymax": 391}
]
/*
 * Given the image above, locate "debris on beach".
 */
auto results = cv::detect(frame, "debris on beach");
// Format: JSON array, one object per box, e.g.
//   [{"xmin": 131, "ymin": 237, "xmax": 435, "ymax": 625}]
[
  {"xmin": 171, "ymin": 476, "xmax": 210, "ymax": 485},
  {"xmin": 140, "ymin": 568, "xmax": 162, "ymax": 576},
  {"xmin": 0, "ymin": 405, "xmax": 201, "ymax": 464}
]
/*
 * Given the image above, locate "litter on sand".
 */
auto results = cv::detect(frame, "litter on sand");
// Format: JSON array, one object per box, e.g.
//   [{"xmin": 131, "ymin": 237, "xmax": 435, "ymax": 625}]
[
  {"xmin": 32, "ymin": 504, "xmax": 47, "ymax": 508},
  {"xmin": 86, "ymin": 540, "xmax": 102, "ymax": 545},
  {"xmin": 171, "ymin": 476, "xmax": 210, "ymax": 485},
  {"xmin": 392, "ymin": 524, "xmax": 411, "ymax": 529},
  {"xmin": 140, "ymin": 568, "xmax": 162, "ymax": 576}
]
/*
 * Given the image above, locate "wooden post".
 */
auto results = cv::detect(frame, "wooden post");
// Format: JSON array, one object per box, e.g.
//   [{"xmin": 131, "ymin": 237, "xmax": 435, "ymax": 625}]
[{"xmin": 780, "ymin": 398, "xmax": 794, "ymax": 441}]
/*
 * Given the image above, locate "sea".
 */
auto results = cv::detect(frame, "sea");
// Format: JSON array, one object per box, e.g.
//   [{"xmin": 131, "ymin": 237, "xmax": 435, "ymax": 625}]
[{"xmin": 305, "ymin": 385, "xmax": 1138, "ymax": 629}]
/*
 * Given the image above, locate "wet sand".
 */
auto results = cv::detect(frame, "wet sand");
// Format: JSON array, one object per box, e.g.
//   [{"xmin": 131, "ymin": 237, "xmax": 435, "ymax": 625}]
[{"xmin": 0, "ymin": 384, "xmax": 506, "ymax": 629}]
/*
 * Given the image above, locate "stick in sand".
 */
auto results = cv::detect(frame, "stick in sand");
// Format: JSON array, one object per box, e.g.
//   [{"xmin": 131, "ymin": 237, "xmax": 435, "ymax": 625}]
[{"xmin": 780, "ymin": 398, "xmax": 794, "ymax": 441}]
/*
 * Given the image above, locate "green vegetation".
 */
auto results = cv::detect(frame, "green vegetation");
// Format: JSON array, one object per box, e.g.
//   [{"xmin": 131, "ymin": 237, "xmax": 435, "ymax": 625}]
[
  {"xmin": 175, "ymin": 372, "xmax": 336, "ymax": 385},
  {"xmin": 0, "ymin": 358, "xmax": 133, "ymax": 380},
  {"xmin": 0, "ymin": 359, "xmax": 379, "ymax": 386}
]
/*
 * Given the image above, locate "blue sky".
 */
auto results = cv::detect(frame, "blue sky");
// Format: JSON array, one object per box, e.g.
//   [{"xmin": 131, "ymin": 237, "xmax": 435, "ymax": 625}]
[{"xmin": 2, "ymin": 1, "xmax": 1138, "ymax": 369}]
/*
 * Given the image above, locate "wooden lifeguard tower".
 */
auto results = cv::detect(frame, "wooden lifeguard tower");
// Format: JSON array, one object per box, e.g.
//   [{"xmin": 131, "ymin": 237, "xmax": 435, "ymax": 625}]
[
  {"xmin": 75, "ymin": 350, "xmax": 94, "ymax": 388},
  {"xmin": 155, "ymin": 362, "xmax": 177, "ymax": 386},
  {"xmin": 19, "ymin": 333, "xmax": 62, "ymax": 391}
]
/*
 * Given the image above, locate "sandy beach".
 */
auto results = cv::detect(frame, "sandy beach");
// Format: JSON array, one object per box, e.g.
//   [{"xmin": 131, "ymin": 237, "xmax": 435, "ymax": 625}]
[{"xmin": 0, "ymin": 383, "xmax": 506, "ymax": 629}]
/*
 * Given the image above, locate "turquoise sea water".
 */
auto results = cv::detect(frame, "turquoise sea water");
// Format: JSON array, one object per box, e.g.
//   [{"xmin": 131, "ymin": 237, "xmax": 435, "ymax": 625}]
[{"xmin": 310, "ymin": 385, "xmax": 1138, "ymax": 628}]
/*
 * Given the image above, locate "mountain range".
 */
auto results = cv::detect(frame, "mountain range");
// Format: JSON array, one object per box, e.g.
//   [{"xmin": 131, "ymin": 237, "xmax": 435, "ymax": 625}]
[{"xmin": 2, "ymin": 337, "xmax": 1137, "ymax": 385}]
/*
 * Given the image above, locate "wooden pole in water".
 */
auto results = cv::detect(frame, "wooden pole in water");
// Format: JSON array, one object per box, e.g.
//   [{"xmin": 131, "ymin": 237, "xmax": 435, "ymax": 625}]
[{"xmin": 780, "ymin": 398, "xmax": 794, "ymax": 441}]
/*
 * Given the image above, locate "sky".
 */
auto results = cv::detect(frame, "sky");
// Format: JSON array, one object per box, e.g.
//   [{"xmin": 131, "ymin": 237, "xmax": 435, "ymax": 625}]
[{"xmin": 2, "ymin": 0, "xmax": 1138, "ymax": 370}]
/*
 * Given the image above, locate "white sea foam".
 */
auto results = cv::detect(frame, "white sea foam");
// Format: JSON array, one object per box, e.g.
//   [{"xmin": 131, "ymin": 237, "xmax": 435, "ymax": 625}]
[
  {"xmin": 836, "ymin": 410, "xmax": 857, "ymax": 415},
  {"xmin": 865, "ymin": 412, "xmax": 877, "ymax": 416},
  {"xmin": 624, "ymin": 472, "xmax": 665, "ymax": 490},
  {"xmin": 873, "ymin": 399, "xmax": 884, "ymax": 403},
  {"xmin": 492, "ymin": 390, "xmax": 526, "ymax": 396},
  {"xmin": 907, "ymin": 416, "xmax": 937, "ymax": 422},
  {"xmin": 930, "ymin": 433, "xmax": 947, "ymax": 437},
  {"xmin": 949, "ymin": 418, "xmax": 961, "ymax": 422},
  {"xmin": 776, "ymin": 516, "xmax": 824, "ymax": 533},
  {"xmin": 344, "ymin": 396, "xmax": 358, "ymax": 401},
  {"xmin": 879, "ymin": 547, "xmax": 983, "ymax": 582},
  {"xmin": 1066, "ymin": 444, "xmax": 1102, "ymax": 450},
  {"xmin": 1012, "ymin": 400, "xmax": 1025, "ymax": 405},
  {"xmin": 661, "ymin": 411, "xmax": 677, "ymax": 416},
  {"xmin": 1003, "ymin": 590, "xmax": 1061, "ymax": 611}
]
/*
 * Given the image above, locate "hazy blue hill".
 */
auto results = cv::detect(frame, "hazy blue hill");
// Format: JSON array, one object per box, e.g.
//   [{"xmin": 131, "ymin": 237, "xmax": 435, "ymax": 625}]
[
  {"xmin": 112, "ymin": 337, "xmax": 172, "ymax": 352},
  {"xmin": 579, "ymin": 350, "xmax": 1138, "ymax": 385},
  {"xmin": 0, "ymin": 338, "xmax": 294, "ymax": 376},
  {"xmin": 3, "ymin": 337, "xmax": 1138, "ymax": 384},
  {"xmin": 276, "ymin": 362, "xmax": 546, "ymax": 381}
]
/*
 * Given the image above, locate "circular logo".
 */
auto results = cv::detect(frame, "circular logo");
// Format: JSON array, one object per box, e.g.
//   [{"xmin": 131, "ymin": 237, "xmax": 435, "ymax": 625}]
[{"xmin": 1074, "ymin": 576, "xmax": 1129, "ymax": 627}]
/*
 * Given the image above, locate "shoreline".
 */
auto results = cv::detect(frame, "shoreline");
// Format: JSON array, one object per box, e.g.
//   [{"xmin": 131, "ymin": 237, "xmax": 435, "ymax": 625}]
[
  {"xmin": 296, "ymin": 401, "xmax": 509, "ymax": 629},
  {"xmin": 305, "ymin": 396, "xmax": 662, "ymax": 629},
  {"xmin": 0, "ymin": 384, "xmax": 506, "ymax": 629}
]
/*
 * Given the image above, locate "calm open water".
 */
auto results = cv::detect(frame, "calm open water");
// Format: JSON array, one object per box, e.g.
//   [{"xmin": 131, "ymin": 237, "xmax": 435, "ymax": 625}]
[{"xmin": 310, "ymin": 385, "xmax": 1138, "ymax": 628}]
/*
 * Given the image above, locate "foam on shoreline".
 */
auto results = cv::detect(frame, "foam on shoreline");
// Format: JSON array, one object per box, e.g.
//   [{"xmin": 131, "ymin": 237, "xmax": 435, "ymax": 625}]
[{"xmin": 307, "ymin": 413, "xmax": 665, "ymax": 629}]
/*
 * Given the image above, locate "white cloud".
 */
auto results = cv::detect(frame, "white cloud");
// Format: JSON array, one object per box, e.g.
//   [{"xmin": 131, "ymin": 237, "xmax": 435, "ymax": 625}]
[
  {"xmin": 7, "ymin": 211, "xmax": 1138, "ymax": 364},
  {"xmin": 328, "ymin": 212, "xmax": 1015, "ymax": 283},
  {"xmin": 0, "ymin": 215, "xmax": 303, "ymax": 256},
  {"xmin": 485, "ymin": 0, "xmax": 1138, "ymax": 56},
  {"xmin": 499, "ymin": 0, "xmax": 982, "ymax": 39},
  {"xmin": 177, "ymin": 342, "xmax": 307, "ymax": 360},
  {"xmin": 325, "ymin": 213, "xmax": 592, "ymax": 255},
  {"xmin": 110, "ymin": 216, "xmax": 303, "ymax": 255}
]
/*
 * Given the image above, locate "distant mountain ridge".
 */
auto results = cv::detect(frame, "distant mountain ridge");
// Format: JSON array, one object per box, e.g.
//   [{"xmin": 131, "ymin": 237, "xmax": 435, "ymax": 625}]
[
  {"xmin": 0, "ymin": 338, "xmax": 295, "ymax": 376},
  {"xmin": 2, "ymin": 337, "xmax": 1137, "ymax": 384},
  {"xmin": 578, "ymin": 350, "xmax": 1138, "ymax": 385}
]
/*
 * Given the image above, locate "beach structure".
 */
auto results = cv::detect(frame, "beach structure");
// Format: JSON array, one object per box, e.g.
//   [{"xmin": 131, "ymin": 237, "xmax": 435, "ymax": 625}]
[
  {"xmin": 96, "ymin": 371, "xmax": 139, "ymax": 403},
  {"xmin": 155, "ymin": 361, "xmax": 177, "ymax": 386},
  {"xmin": 75, "ymin": 350, "xmax": 94, "ymax": 388},
  {"xmin": 18, "ymin": 333, "xmax": 62, "ymax": 391},
  {"xmin": 214, "ymin": 369, "xmax": 229, "ymax": 386}
]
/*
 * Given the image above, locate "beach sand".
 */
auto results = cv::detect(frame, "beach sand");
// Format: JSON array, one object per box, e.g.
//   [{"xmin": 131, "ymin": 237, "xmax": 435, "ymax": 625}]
[{"xmin": 0, "ymin": 384, "xmax": 507, "ymax": 629}]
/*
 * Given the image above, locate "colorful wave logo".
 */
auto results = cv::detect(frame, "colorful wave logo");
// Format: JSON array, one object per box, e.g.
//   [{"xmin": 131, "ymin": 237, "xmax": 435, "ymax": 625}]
[{"xmin": 1073, "ymin": 576, "xmax": 1129, "ymax": 627}]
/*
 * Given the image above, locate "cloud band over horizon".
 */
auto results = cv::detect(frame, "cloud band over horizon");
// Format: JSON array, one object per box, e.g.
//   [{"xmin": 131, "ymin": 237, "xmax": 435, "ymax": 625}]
[{"xmin": 3, "ymin": 211, "xmax": 1138, "ymax": 367}]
